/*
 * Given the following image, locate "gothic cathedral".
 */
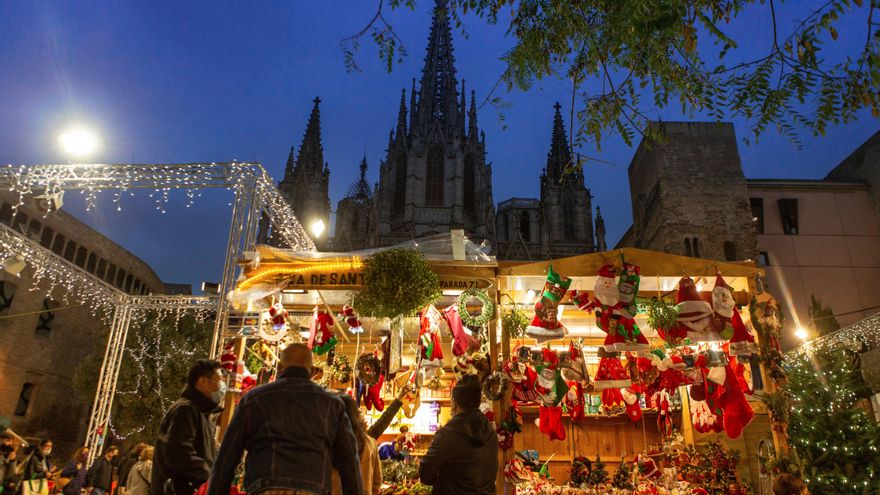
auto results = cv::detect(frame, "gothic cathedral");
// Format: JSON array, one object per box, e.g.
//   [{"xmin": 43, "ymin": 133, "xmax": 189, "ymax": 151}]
[{"xmin": 272, "ymin": 0, "xmax": 601, "ymax": 260}]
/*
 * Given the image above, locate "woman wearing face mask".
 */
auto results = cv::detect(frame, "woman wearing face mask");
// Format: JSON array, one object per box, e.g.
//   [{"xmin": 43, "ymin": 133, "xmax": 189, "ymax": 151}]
[
  {"xmin": 57, "ymin": 447, "xmax": 89, "ymax": 495},
  {"xmin": 22, "ymin": 439, "xmax": 55, "ymax": 495}
]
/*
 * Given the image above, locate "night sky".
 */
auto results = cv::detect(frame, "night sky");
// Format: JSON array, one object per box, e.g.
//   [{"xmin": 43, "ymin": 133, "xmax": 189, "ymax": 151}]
[{"xmin": 0, "ymin": 1, "xmax": 877, "ymax": 292}]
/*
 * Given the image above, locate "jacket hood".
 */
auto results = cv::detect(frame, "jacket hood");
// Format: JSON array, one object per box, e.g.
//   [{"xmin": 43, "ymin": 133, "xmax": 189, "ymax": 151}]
[{"xmin": 450, "ymin": 410, "xmax": 496, "ymax": 447}]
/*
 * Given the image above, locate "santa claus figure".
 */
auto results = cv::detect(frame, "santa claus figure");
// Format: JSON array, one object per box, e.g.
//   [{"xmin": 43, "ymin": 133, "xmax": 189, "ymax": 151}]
[
  {"xmin": 419, "ymin": 305, "xmax": 444, "ymax": 371},
  {"xmin": 340, "ymin": 304, "xmax": 363, "ymax": 334},
  {"xmin": 535, "ymin": 348, "xmax": 568, "ymax": 440},
  {"xmin": 525, "ymin": 266, "xmax": 572, "ymax": 342},
  {"xmin": 260, "ymin": 302, "xmax": 292, "ymax": 343},
  {"xmin": 671, "ymin": 277, "xmax": 715, "ymax": 343},
  {"xmin": 308, "ymin": 307, "xmax": 337, "ymax": 355}
]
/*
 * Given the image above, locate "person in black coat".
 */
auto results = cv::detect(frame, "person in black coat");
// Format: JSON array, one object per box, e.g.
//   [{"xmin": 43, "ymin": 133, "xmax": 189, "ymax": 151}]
[
  {"xmin": 419, "ymin": 375, "xmax": 499, "ymax": 495},
  {"xmin": 86, "ymin": 446, "xmax": 119, "ymax": 495},
  {"xmin": 22, "ymin": 440, "xmax": 55, "ymax": 495},
  {"xmin": 151, "ymin": 360, "xmax": 224, "ymax": 495},
  {"xmin": 117, "ymin": 444, "xmax": 147, "ymax": 495}
]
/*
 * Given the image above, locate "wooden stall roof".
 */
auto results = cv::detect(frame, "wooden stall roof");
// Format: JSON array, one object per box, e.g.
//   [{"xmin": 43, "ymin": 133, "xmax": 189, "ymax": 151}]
[{"xmin": 498, "ymin": 247, "xmax": 763, "ymax": 278}]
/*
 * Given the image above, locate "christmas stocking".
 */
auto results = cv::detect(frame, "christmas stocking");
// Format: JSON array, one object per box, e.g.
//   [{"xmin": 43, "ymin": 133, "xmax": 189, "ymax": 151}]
[
  {"xmin": 564, "ymin": 381, "xmax": 585, "ymax": 421},
  {"xmin": 419, "ymin": 305, "xmax": 444, "ymax": 368},
  {"xmin": 364, "ymin": 374, "xmax": 385, "ymax": 412},
  {"xmin": 655, "ymin": 390, "xmax": 673, "ymax": 438},
  {"xmin": 308, "ymin": 308, "xmax": 338, "ymax": 355},
  {"xmin": 621, "ymin": 388, "xmax": 642, "ymax": 422},
  {"xmin": 443, "ymin": 304, "xmax": 480, "ymax": 357},
  {"xmin": 728, "ymin": 309, "xmax": 757, "ymax": 357},
  {"xmin": 538, "ymin": 405, "xmax": 566, "ymax": 441},
  {"xmin": 525, "ymin": 266, "xmax": 572, "ymax": 342}
]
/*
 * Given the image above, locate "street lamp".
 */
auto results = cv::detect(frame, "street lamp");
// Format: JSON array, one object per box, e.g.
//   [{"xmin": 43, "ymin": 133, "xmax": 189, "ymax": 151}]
[
  {"xmin": 310, "ymin": 219, "xmax": 325, "ymax": 238},
  {"xmin": 794, "ymin": 326, "xmax": 810, "ymax": 341},
  {"xmin": 59, "ymin": 126, "xmax": 99, "ymax": 158}
]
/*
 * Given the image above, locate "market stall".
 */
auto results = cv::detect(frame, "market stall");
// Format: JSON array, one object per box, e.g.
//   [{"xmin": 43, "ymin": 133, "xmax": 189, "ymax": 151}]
[{"xmin": 221, "ymin": 239, "xmax": 785, "ymax": 495}]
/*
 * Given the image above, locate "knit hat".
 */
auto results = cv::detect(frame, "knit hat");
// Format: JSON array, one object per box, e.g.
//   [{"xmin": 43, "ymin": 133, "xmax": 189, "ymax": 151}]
[{"xmin": 452, "ymin": 374, "xmax": 483, "ymax": 410}]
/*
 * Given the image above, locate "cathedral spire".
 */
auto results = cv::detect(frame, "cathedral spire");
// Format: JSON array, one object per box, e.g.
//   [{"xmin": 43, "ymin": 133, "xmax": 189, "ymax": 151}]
[
  {"xmin": 546, "ymin": 102, "xmax": 573, "ymax": 182},
  {"xmin": 283, "ymin": 146, "xmax": 295, "ymax": 178},
  {"xmin": 295, "ymin": 97, "xmax": 325, "ymax": 177},
  {"xmin": 396, "ymin": 89, "xmax": 408, "ymax": 141},
  {"xmin": 414, "ymin": 0, "xmax": 460, "ymax": 133},
  {"xmin": 460, "ymin": 80, "xmax": 467, "ymax": 133},
  {"xmin": 468, "ymin": 90, "xmax": 478, "ymax": 138},
  {"xmin": 409, "ymin": 78, "xmax": 417, "ymax": 133}
]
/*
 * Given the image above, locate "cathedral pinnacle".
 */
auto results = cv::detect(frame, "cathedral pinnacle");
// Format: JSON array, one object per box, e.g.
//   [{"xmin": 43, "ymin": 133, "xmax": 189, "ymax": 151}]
[
  {"xmin": 396, "ymin": 89, "xmax": 408, "ymax": 141},
  {"xmin": 295, "ymin": 96, "xmax": 325, "ymax": 177},
  {"xmin": 546, "ymin": 102, "xmax": 574, "ymax": 182},
  {"xmin": 414, "ymin": 0, "xmax": 460, "ymax": 133}
]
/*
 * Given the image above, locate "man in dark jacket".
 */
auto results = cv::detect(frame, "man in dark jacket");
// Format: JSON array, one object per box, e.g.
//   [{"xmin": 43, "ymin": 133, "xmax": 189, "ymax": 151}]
[
  {"xmin": 207, "ymin": 343, "xmax": 362, "ymax": 495},
  {"xmin": 86, "ymin": 446, "xmax": 119, "ymax": 495},
  {"xmin": 117, "ymin": 444, "xmax": 147, "ymax": 495},
  {"xmin": 419, "ymin": 375, "xmax": 498, "ymax": 495},
  {"xmin": 152, "ymin": 360, "xmax": 224, "ymax": 495}
]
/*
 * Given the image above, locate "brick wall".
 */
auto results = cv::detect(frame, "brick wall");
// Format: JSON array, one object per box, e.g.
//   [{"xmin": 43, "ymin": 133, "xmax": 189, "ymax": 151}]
[{"xmin": 0, "ymin": 191, "xmax": 165, "ymax": 459}]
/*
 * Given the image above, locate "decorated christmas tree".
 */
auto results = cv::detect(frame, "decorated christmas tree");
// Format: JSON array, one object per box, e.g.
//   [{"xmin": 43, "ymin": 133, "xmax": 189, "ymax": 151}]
[
  {"xmin": 785, "ymin": 347, "xmax": 880, "ymax": 494},
  {"xmin": 588, "ymin": 455, "xmax": 608, "ymax": 486},
  {"xmin": 611, "ymin": 458, "xmax": 633, "ymax": 490}
]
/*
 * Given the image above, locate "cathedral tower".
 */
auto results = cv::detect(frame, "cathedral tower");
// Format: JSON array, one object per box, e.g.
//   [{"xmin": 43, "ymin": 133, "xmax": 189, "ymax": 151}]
[
  {"xmin": 372, "ymin": 0, "xmax": 495, "ymax": 247},
  {"xmin": 334, "ymin": 155, "xmax": 374, "ymax": 251}
]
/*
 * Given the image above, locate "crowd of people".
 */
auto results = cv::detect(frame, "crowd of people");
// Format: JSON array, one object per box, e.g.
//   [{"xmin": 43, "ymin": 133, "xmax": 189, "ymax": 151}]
[{"xmin": 1, "ymin": 346, "xmax": 810, "ymax": 495}]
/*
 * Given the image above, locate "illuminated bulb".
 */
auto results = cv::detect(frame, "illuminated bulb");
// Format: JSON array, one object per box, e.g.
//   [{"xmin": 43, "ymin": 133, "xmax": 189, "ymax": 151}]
[
  {"xmin": 795, "ymin": 327, "xmax": 809, "ymax": 341},
  {"xmin": 59, "ymin": 126, "xmax": 99, "ymax": 157},
  {"xmin": 311, "ymin": 219, "xmax": 325, "ymax": 238},
  {"xmin": 526, "ymin": 289, "xmax": 536, "ymax": 301}
]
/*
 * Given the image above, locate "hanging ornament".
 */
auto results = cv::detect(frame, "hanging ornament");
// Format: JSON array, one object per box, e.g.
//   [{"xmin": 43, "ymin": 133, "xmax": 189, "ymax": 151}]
[
  {"xmin": 355, "ymin": 353, "xmax": 382, "ymax": 386},
  {"xmin": 457, "ymin": 288, "xmax": 495, "ymax": 328},
  {"xmin": 443, "ymin": 303, "xmax": 481, "ymax": 357},
  {"xmin": 419, "ymin": 304, "xmax": 444, "ymax": 372},
  {"xmin": 328, "ymin": 353, "xmax": 353, "ymax": 384},
  {"xmin": 482, "ymin": 372, "xmax": 510, "ymax": 401},
  {"xmin": 259, "ymin": 302, "xmax": 290, "ymax": 343},
  {"xmin": 339, "ymin": 304, "xmax": 363, "ymax": 334},
  {"xmin": 307, "ymin": 307, "xmax": 337, "ymax": 355},
  {"xmin": 525, "ymin": 265, "xmax": 571, "ymax": 342},
  {"xmin": 674, "ymin": 277, "xmax": 716, "ymax": 342}
]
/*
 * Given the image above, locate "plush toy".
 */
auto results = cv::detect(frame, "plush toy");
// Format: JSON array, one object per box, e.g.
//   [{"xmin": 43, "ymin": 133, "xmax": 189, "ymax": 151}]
[
  {"xmin": 443, "ymin": 304, "xmax": 481, "ymax": 357},
  {"xmin": 340, "ymin": 304, "xmax": 363, "ymax": 334},
  {"xmin": 564, "ymin": 381, "xmax": 585, "ymax": 421},
  {"xmin": 572, "ymin": 264, "xmax": 648, "ymax": 351},
  {"xmin": 307, "ymin": 307, "xmax": 337, "ymax": 355},
  {"xmin": 709, "ymin": 274, "xmax": 736, "ymax": 339},
  {"xmin": 561, "ymin": 341, "xmax": 591, "ymax": 385},
  {"xmin": 260, "ymin": 302, "xmax": 291, "ymax": 343},
  {"xmin": 535, "ymin": 348, "xmax": 568, "ymax": 440},
  {"xmin": 525, "ymin": 266, "xmax": 572, "ymax": 342},
  {"xmin": 672, "ymin": 277, "xmax": 715, "ymax": 343},
  {"xmin": 635, "ymin": 454, "xmax": 661, "ymax": 480},
  {"xmin": 506, "ymin": 358, "xmax": 542, "ymax": 404},
  {"xmin": 219, "ymin": 342, "xmax": 237, "ymax": 373},
  {"xmin": 655, "ymin": 390, "xmax": 673, "ymax": 438}
]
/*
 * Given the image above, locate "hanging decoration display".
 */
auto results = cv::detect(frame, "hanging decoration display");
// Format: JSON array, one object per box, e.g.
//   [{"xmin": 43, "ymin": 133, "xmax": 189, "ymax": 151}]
[
  {"xmin": 355, "ymin": 353, "xmax": 382, "ymax": 386},
  {"xmin": 307, "ymin": 307, "xmax": 337, "ymax": 355},
  {"xmin": 418, "ymin": 304, "xmax": 444, "ymax": 375},
  {"xmin": 570, "ymin": 263, "xmax": 648, "ymax": 352},
  {"xmin": 457, "ymin": 288, "xmax": 495, "ymax": 328},
  {"xmin": 525, "ymin": 266, "xmax": 572, "ymax": 341},
  {"xmin": 442, "ymin": 303, "xmax": 480, "ymax": 357},
  {"xmin": 328, "ymin": 353, "xmax": 353, "ymax": 384},
  {"xmin": 259, "ymin": 302, "xmax": 290, "ymax": 342},
  {"xmin": 482, "ymin": 371, "xmax": 510, "ymax": 401},
  {"xmin": 339, "ymin": 304, "xmax": 363, "ymax": 334}
]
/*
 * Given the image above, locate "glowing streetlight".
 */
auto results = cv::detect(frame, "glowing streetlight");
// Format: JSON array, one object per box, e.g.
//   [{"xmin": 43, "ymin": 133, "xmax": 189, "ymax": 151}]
[
  {"xmin": 310, "ymin": 219, "xmax": 326, "ymax": 238},
  {"xmin": 795, "ymin": 327, "xmax": 810, "ymax": 341},
  {"xmin": 59, "ymin": 127, "xmax": 99, "ymax": 158}
]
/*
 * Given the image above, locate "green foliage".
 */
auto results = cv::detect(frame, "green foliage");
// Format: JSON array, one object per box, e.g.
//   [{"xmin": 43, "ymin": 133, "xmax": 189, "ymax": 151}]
[
  {"xmin": 784, "ymin": 348, "xmax": 880, "ymax": 494},
  {"xmin": 352, "ymin": 248, "xmax": 441, "ymax": 319},
  {"xmin": 809, "ymin": 294, "xmax": 841, "ymax": 337},
  {"xmin": 501, "ymin": 306, "xmax": 529, "ymax": 339},
  {"xmin": 762, "ymin": 389, "xmax": 791, "ymax": 425},
  {"xmin": 646, "ymin": 297, "xmax": 679, "ymax": 331},
  {"xmin": 352, "ymin": 0, "xmax": 880, "ymax": 150},
  {"xmin": 74, "ymin": 311, "xmax": 212, "ymax": 444}
]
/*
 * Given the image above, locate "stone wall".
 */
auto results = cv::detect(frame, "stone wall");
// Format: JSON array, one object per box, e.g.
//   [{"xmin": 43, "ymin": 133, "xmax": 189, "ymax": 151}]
[{"xmin": 625, "ymin": 122, "xmax": 757, "ymax": 262}]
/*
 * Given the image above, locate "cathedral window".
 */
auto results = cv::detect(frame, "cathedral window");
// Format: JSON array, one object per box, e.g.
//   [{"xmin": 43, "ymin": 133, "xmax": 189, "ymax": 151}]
[
  {"xmin": 562, "ymin": 198, "xmax": 575, "ymax": 241},
  {"xmin": 464, "ymin": 154, "xmax": 476, "ymax": 214},
  {"xmin": 723, "ymin": 241, "xmax": 737, "ymax": 261},
  {"xmin": 393, "ymin": 154, "xmax": 407, "ymax": 213},
  {"xmin": 426, "ymin": 145, "xmax": 445, "ymax": 206},
  {"xmin": 520, "ymin": 211, "xmax": 530, "ymax": 242}
]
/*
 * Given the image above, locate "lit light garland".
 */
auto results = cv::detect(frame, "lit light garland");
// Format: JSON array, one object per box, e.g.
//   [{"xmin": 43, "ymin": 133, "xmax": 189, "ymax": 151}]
[{"xmin": 788, "ymin": 312, "xmax": 880, "ymax": 357}]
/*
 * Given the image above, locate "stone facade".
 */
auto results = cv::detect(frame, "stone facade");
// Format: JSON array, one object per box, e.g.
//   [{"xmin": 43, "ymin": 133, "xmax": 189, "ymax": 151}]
[
  {"xmin": 0, "ymin": 190, "xmax": 164, "ymax": 456},
  {"xmin": 619, "ymin": 121, "xmax": 757, "ymax": 262},
  {"xmin": 333, "ymin": 157, "xmax": 373, "ymax": 251},
  {"xmin": 495, "ymin": 103, "xmax": 600, "ymax": 260}
]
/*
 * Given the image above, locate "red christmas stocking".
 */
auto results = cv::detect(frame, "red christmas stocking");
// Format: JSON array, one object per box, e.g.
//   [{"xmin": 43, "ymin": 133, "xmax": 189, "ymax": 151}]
[
  {"xmin": 538, "ymin": 405, "xmax": 566, "ymax": 441},
  {"xmin": 364, "ymin": 374, "xmax": 385, "ymax": 412},
  {"xmin": 442, "ymin": 304, "xmax": 480, "ymax": 357}
]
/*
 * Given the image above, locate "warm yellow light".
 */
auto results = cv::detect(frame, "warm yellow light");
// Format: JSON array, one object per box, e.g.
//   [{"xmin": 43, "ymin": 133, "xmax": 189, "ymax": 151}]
[
  {"xmin": 526, "ymin": 289, "xmax": 536, "ymax": 301},
  {"xmin": 237, "ymin": 259, "xmax": 364, "ymax": 290},
  {"xmin": 59, "ymin": 127, "xmax": 99, "ymax": 157},
  {"xmin": 794, "ymin": 327, "xmax": 809, "ymax": 341},
  {"xmin": 311, "ymin": 219, "xmax": 325, "ymax": 237}
]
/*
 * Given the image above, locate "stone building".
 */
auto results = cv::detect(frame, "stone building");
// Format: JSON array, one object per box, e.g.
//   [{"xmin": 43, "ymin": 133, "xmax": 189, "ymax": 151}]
[
  {"xmin": 826, "ymin": 128, "xmax": 880, "ymax": 224},
  {"xmin": 0, "ymin": 190, "xmax": 165, "ymax": 455},
  {"xmin": 262, "ymin": 97, "xmax": 331, "ymax": 249},
  {"xmin": 617, "ymin": 121, "xmax": 758, "ymax": 262},
  {"xmin": 263, "ymin": 0, "xmax": 600, "ymax": 260},
  {"xmin": 495, "ymin": 103, "xmax": 600, "ymax": 259}
]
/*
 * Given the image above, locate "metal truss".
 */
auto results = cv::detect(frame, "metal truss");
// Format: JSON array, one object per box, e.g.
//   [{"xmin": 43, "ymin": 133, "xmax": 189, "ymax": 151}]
[{"xmin": 0, "ymin": 162, "xmax": 313, "ymax": 462}]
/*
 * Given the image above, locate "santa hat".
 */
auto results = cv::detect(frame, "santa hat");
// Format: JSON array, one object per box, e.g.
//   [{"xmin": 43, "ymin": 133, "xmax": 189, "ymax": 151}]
[
  {"xmin": 728, "ymin": 309, "xmax": 757, "ymax": 357},
  {"xmin": 675, "ymin": 277, "xmax": 713, "ymax": 340},
  {"xmin": 635, "ymin": 454, "xmax": 661, "ymax": 479},
  {"xmin": 593, "ymin": 355, "xmax": 632, "ymax": 390},
  {"xmin": 594, "ymin": 264, "xmax": 619, "ymax": 307}
]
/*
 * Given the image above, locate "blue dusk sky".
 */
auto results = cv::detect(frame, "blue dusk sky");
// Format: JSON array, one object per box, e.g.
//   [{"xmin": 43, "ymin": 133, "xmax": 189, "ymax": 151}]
[{"xmin": 0, "ymin": 1, "xmax": 877, "ymax": 291}]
